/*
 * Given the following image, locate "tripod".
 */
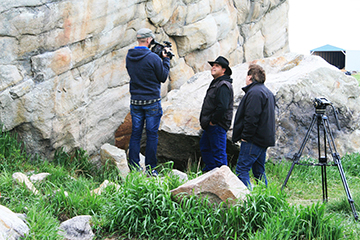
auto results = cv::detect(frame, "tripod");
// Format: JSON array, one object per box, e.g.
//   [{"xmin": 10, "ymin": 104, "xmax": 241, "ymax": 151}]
[{"xmin": 281, "ymin": 98, "xmax": 358, "ymax": 221}]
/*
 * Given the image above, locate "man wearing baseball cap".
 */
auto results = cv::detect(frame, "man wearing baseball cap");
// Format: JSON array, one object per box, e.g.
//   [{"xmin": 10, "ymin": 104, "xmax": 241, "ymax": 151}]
[
  {"xmin": 126, "ymin": 28, "xmax": 171, "ymax": 177},
  {"xmin": 199, "ymin": 56, "xmax": 234, "ymax": 172}
]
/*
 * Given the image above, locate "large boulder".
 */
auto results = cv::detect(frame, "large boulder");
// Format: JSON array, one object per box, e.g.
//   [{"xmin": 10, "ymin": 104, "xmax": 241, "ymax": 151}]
[
  {"xmin": 0, "ymin": 0, "xmax": 289, "ymax": 162},
  {"xmin": 158, "ymin": 53, "xmax": 360, "ymax": 167},
  {"xmin": 170, "ymin": 165, "xmax": 250, "ymax": 206}
]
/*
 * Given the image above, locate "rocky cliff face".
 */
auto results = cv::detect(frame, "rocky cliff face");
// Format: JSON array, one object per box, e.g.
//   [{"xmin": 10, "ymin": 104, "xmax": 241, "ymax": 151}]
[{"xmin": 0, "ymin": 0, "xmax": 289, "ymax": 160}]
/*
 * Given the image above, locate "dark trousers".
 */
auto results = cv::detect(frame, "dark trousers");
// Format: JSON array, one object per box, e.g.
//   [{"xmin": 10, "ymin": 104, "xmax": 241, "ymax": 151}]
[
  {"xmin": 235, "ymin": 141, "xmax": 268, "ymax": 189},
  {"xmin": 128, "ymin": 101, "xmax": 162, "ymax": 170},
  {"xmin": 200, "ymin": 125, "xmax": 228, "ymax": 172}
]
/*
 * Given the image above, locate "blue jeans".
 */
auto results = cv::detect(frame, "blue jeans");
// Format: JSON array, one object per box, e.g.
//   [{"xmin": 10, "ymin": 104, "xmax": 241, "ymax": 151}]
[
  {"xmin": 200, "ymin": 125, "xmax": 228, "ymax": 172},
  {"xmin": 129, "ymin": 101, "xmax": 162, "ymax": 170},
  {"xmin": 236, "ymin": 141, "xmax": 268, "ymax": 189}
]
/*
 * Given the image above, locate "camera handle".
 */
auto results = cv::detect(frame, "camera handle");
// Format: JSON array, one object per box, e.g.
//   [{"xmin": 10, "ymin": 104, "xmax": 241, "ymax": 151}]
[{"xmin": 281, "ymin": 103, "xmax": 358, "ymax": 221}]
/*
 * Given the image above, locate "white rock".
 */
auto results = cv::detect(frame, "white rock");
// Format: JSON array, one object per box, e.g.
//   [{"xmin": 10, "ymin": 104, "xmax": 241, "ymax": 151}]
[
  {"xmin": 58, "ymin": 215, "xmax": 94, "ymax": 240},
  {"xmin": 0, "ymin": 65, "xmax": 23, "ymax": 92},
  {"xmin": 30, "ymin": 173, "xmax": 51, "ymax": 182},
  {"xmin": 170, "ymin": 169, "xmax": 188, "ymax": 182},
  {"xmin": 100, "ymin": 143, "xmax": 129, "ymax": 178},
  {"xmin": 0, "ymin": 205, "xmax": 30, "ymax": 240},
  {"xmin": 91, "ymin": 180, "xmax": 120, "ymax": 196},
  {"xmin": 170, "ymin": 165, "xmax": 250, "ymax": 206},
  {"xmin": 12, "ymin": 172, "xmax": 39, "ymax": 195}
]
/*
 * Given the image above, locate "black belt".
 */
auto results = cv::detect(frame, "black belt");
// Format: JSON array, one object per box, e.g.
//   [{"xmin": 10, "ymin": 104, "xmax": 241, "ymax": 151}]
[{"xmin": 131, "ymin": 98, "xmax": 161, "ymax": 106}]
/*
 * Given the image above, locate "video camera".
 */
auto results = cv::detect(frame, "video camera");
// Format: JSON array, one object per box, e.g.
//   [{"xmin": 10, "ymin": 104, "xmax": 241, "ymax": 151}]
[
  {"xmin": 150, "ymin": 40, "xmax": 175, "ymax": 60},
  {"xmin": 313, "ymin": 97, "xmax": 331, "ymax": 110},
  {"xmin": 313, "ymin": 97, "xmax": 340, "ymax": 130}
]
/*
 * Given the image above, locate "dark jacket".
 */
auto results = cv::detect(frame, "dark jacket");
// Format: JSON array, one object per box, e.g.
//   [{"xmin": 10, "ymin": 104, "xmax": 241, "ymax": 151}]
[
  {"xmin": 232, "ymin": 81, "xmax": 275, "ymax": 148},
  {"xmin": 126, "ymin": 47, "xmax": 170, "ymax": 101},
  {"xmin": 200, "ymin": 75, "xmax": 234, "ymax": 131}
]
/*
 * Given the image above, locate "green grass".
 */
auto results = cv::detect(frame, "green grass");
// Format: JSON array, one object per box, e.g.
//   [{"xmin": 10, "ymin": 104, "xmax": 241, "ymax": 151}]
[
  {"xmin": 1, "ymin": 128, "xmax": 360, "ymax": 239},
  {"xmin": 352, "ymin": 72, "xmax": 360, "ymax": 85}
]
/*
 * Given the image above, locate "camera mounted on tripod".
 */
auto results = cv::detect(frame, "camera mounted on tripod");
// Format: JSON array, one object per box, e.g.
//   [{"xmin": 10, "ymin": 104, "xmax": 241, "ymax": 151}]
[
  {"xmin": 313, "ymin": 97, "xmax": 340, "ymax": 130},
  {"xmin": 282, "ymin": 96, "xmax": 358, "ymax": 220},
  {"xmin": 150, "ymin": 40, "xmax": 175, "ymax": 60},
  {"xmin": 313, "ymin": 97, "xmax": 331, "ymax": 114}
]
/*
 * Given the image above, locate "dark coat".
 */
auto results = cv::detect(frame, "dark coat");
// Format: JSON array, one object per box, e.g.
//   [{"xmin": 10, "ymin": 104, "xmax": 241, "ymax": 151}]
[
  {"xmin": 232, "ymin": 81, "xmax": 275, "ymax": 148},
  {"xmin": 126, "ymin": 47, "xmax": 170, "ymax": 101},
  {"xmin": 200, "ymin": 75, "xmax": 234, "ymax": 131}
]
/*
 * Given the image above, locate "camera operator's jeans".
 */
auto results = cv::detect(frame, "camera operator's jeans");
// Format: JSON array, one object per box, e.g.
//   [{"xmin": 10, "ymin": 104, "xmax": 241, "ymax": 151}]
[
  {"xmin": 200, "ymin": 124, "xmax": 228, "ymax": 172},
  {"xmin": 236, "ymin": 141, "xmax": 268, "ymax": 190},
  {"xmin": 129, "ymin": 101, "xmax": 162, "ymax": 171}
]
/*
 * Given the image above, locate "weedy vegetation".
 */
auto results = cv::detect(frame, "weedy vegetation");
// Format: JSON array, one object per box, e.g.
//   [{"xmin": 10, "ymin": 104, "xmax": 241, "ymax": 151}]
[
  {"xmin": 352, "ymin": 72, "xmax": 360, "ymax": 85},
  {"xmin": 1, "ymin": 128, "xmax": 360, "ymax": 239}
]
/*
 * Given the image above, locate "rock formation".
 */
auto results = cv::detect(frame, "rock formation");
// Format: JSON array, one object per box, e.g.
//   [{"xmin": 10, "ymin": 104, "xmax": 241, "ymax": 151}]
[
  {"xmin": 171, "ymin": 165, "xmax": 250, "ymax": 206},
  {"xmin": 159, "ymin": 53, "xmax": 360, "ymax": 167},
  {"xmin": 0, "ymin": 0, "xmax": 289, "ymax": 161}
]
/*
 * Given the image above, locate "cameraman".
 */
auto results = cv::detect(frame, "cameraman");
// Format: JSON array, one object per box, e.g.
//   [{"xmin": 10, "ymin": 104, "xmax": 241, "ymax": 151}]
[{"xmin": 126, "ymin": 28, "xmax": 171, "ymax": 176}]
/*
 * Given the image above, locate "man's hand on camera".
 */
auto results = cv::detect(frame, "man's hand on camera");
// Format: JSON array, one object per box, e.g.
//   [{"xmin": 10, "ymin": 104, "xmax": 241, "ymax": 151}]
[{"xmin": 162, "ymin": 47, "xmax": 172, "ymax": 58}]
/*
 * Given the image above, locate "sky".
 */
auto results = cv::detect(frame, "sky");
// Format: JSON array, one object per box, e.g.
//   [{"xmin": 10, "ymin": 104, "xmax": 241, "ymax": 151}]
[{"xmin": 288, "ymin": 0, "xmax": 360, "ymax": 55}]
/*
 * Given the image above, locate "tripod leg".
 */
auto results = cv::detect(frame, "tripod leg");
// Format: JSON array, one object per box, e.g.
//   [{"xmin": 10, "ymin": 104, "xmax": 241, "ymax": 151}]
[
  {"xmin": 335, "ymin": 159, "xmax": 359, "ymax": 220},
  {"xmin": 321, "ymin": 165, "xmax": 328, "ymax": 202},
  {"xmin": 322, "ymin": 117, "xmax": 358, "ymax": 220},
  {"xmin": 282, "ymin": 114, "xmax": 317, "ymax": 191},
  {"xmin": 318, "ymin": 117, "xmax": 328, "ymax": 202},
  {"xmin": 336, "ymin": 160, "xmax": 359, "ymax": 220},
  {"xmin": 281, "ymin": 159, "xmax": 296, "ymax": 191}
]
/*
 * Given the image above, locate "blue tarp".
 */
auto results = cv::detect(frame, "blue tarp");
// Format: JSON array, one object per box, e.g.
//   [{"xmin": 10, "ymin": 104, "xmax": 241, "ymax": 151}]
[{"xmin": 310, "ymin": 44, "xmax": 345, "ymax": 52}]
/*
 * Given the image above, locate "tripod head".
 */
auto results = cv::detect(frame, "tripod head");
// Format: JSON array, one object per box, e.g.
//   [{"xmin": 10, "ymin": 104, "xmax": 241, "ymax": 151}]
[
  {"xmin": 314, "ymin": 97, "xmax": 331, "ymax": 114},
  {"xmin": 313, "ymin": 97, "xmax": 340, "ymax": 130}
]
